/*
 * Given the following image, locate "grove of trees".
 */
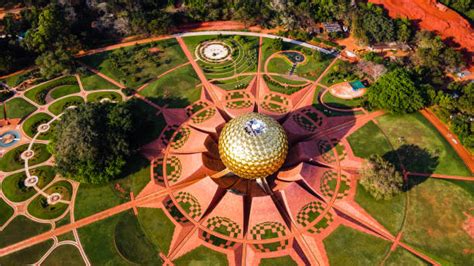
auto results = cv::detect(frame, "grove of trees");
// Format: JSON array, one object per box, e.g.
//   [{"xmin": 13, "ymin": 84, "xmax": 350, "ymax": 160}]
[{"xmin": 50, "ymin": 102, "xmax": 135, "ymax": 184}]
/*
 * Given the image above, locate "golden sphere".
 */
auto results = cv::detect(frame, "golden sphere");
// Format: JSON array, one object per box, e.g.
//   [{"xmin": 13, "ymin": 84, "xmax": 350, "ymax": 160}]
[{"xmin": 218, "ymin": 113, "xmax": 288, "ymax": 179}]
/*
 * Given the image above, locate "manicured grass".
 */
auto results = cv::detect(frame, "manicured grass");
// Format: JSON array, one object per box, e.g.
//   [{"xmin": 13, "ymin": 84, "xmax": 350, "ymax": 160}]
[
  {"xmin": 24, "ymin": 76, "xmax": 78, "ymax": 105},
  {"xmin": 322, "ymin": 91, "xmax": 363, "ymax": 109},
  {"xmin": 0, "ymin": 215, "xmax": 51, "ymax": 248},
  {"xmin": 0, "ymin": 143, "xmax": 51, "ymax": 172},
  {"xmin": 269, "ymin": 74, "xmax": 308, "ymax": 86},
  {"xmin": 355, "ymin": 183, "xmax": 406, "ymax": 235},
  {"xmin": 184, "ymin": 35, "xmax": 258, "ymax": 79},
  {"xmin": 57, "ymin": 231, "xmax": 75, "ymax": 242},
  {"xmin": 137, "ymin": 207, "xmax": 175, "ymax": 254},
  {"xmin": 259, "ymin": 256, "xmax": 298, "ymax": 266},
  {"xmin": 0, "ymin": 198, "xmax": 14, "ymax": 226},
  {"xmin": 22, "ymin": 112, "xmax": 53, "ymax": 140},
  {"xmin": 80, "ymin": 70, "xmax": 119, "ymax": 91},
  {"xmin": 294, "ymin": 50, "xmax": 334, "ymax": 81},
  {"xmin": 376, "ymin": 113, "xmax": 472, "ymax": 176},
  {"xmin": 80, "ymin": 38, "xmax": 188, "ymax": 88},
  {"xmin": 42, "ymin": 244, "xmax": 86, "ymax": 266},
  {"xmin": 48, "ymin": 96, "xmax": 85, "ymax": 115},
  {"xmin": 312, "ymin": 86, "xmax": 361, "ymax": 117},
  {"xmin": 323, "ymin": 225, "xmax": 391, "ymax": 266},
  {"xmin": 139, "ymin": 65, "xmax": 201, "ymax": 108},
  {"xmin": 267, "ymin": 56, "xmax": 292, "ymax": 74},
  {"xmin": 28, "ymin": 181, "xmax": 72, "ymax": 219},
  {"xmin": 74, "ymin": 182, "xmax": 122, "ymax": 220},
  {"xmin": 86, "ymin": 91, "xmax": 123, "ymax": 103},
  {"xmin": 0, "ymin": 239, "xmax": 53, "ymax": 265},
  {"xmin": 212, "ymin": 75, "xmax": 254, "ymax": 91},
  {"xmin": 114, "ymin": 154, "xmax": 151, "ymax": 196},
  {"xmin": 1, "ymin": 70, "xmax": 34, "ymax": 87},
  {"xmin": 129, "ymin": 99, "xmax": 167, "ymax": 146},
  {"xmin": 114, "ymin": 212, "xmax": 163, "ymax": 264},
  {"xmin": 320, "ymin": 59, "xmax": 359, "ymax": 87},
  {"xmin": 2, "ymin": 166, "xmax": 56, "ymax": 202},
  {"xmin": 50, "ymin": 85, "xmax": 80, "ymax": 99},
  {"xmin": 0, "ymin": 98, "xmax": 37, "ymax": 119},
  {"xmin": 77, "ymin": 212, "xmax": 130, "ymax": 265},
  {"xmin": 173, "ymin": 245, "xmax": 229, "ymax": 266},
  {"xmin": 385, "ymin": 247, "xmax": 428, "ymax": 266},
  {"xmin": 347, "ymin": 121, "xmax": 393, "ymax": 159},
  {"xmin": 402, "ymin": 178, "xmax": 474, "ymax": 264}
]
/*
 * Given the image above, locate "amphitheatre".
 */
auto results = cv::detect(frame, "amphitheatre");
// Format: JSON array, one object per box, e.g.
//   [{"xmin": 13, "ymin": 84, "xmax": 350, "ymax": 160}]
[{"xmin": 0, "ymin": 28, "xmax": 473, "ymax": 266}]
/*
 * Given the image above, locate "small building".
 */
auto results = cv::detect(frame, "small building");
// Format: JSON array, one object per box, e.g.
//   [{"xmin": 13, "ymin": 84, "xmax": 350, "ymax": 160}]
[{"xmin": 322, "ymin": 22, "xmax": 342, "ymax": 33}]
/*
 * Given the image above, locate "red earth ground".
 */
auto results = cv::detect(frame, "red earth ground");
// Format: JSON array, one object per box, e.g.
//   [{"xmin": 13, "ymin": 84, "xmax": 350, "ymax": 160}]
[{"xmin": 368, "ymin": 0, "xmax": 474, "ymax": 74}]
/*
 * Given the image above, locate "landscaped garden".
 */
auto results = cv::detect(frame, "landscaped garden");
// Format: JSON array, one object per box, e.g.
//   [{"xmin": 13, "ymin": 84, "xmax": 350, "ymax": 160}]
[{"xmin": 0, "ymin": 30, "xmax": 471, "ymax": 266}]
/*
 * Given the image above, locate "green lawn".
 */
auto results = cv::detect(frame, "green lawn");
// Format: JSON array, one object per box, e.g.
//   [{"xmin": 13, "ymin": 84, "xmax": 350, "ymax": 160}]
[
  {"xmin": 80, "ymin": 38, "xmax": 188, "ymax": 89},
  {"xmin": 376, "ymin": 113, "xmax": 472, "ymax": 176},
  {"xmin": 74, "ymin": 182, "xmax": 122, "ymax": 220},
  {"xmin": 212, "ymin": 75, "xmax": 254, "ymax": 91},
  {"xmin": 269, "ymin": 74, "xmax": 308, "ymax": 86},
  {"xmin": 347, "ymin": 121, "xmax": 394, "ymax": 159},
  {"xmin": 28, "ymin": 181, "xmax": 72, "ymax": 219},
  {"xmin": 267, "ymin": 56, "xmax": 292, "ymax": 74},
  {"xmin": 139, "ymin": 64, "xmax": 201, "ymax": 108},
  {"xmin": 0, "ymin": 98, "xmax": 37, "ymax": 119},
  {"xmin": 401, "ymin": 178, "xmax": 474, "ymax": 264},
  {"xmin": 128, "ymin": 99, "xmax": 167, "ymax": 146},
  {"xmin": 323, "ymin": 225, "xmax": 391, "ymax": 266},
  {"xmin": 1, "ymin": 69, "xmax": 35, "ymax": 87},
  {"xmin": 48, "ymin": 96, "xmax": 85, "ymax": 115},
  {"xmin": 24, "ymin": 76, "xmax": 78, "ymax": 105},
  {"xmin": 114, "ymin": 154, "xmax": 151, "ymax": 196},
  {"xmin": 114, "ymin": 212, "xmax": 163, "ymax": 264},
  {"xmin": 42, "ymin": 244, "xmax": 86, "ymax": 266},
  {"xmin": 173, "ymin": 245, "xmax": 228, "ymax": 266},
  {"xmin": 22, "ymin": 112, "xmax": 53, "ymax": 140},
  {"xmin": 77, "ymin": 212, "xmax": 131, "ymax": 265},
  {"xmin": 50, "ymin": 85, "xmax": 80, "ymax": 99},
  {"xmin": 0, "ymin": 198, "xmax": 14, "ymax": 226},
  {"xmin": 319, "ymin": 59, "xmax": 359, "ymax": 87},
  {"xmin": 137, "ymin": 207, "xmax": 175, "ymax": 255},
  {"xmin": 294, "ymin": 50, "xmax": 334, "ymax": 81},
  {"xmin": 0, "ymin": 239, "xmax": 53, "ymax": 265},
  {"xmin": 355, "ymin": 183, "xmax": 406, "ymax": 235},
  {"xmin": 259, "ymin": 256, "xmax": 298, "ymax": 266},
  {"xmin": 2, "ymin": 166, "xmax": 56, "ymax": 202},
  {"xmin": 312, "ymin": 86, "xmax": 361, "ymax": 117},
  {"xmin": 86, "ymin": 91, "xmax": 123, "ymax": 103},
  {"xmin": 385, "ymin": 247, "xmax": 428, "ymax": 266},
  {"xmin": 322, "ymin": 91, "xmax": 363, "ymax": 109},
  {"xmin": 0, "ymin": 215, "xmax": 51, "ymax": 248},
  {"xmin": 0, "ymin": 143, "xmax": 51, "ymax": 172},
  {"xmin": 80, "ymin": 70, "xmax": 119, "ymax": 91}
]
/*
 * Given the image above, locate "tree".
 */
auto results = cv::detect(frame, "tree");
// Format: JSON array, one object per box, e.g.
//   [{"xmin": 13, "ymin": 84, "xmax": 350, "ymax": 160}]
[
  {"xmin": 50, "ymin": 103, "xmax": 135, "ymax": 184},
  {"xmin": 367, "ymin": 68, "xmax": 426, "ymax": 113},
  {"xmin": 359, "ymin": 154, "xmax": 403, "ymax": 200},
  {"xmin": 352, "ymin": 3, "xmax": 396, "ymax": 45},
  {"xmin": 23, "ymin": 4, "xmax": 79, "ymax": 53},
  {"xmin": 35, "ymin": 48, "xmax": 75, "ymax": 79}
]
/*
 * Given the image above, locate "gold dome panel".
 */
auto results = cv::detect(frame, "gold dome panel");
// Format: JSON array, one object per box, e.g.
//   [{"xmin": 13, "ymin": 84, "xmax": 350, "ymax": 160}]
[{"xmin": 218, "ymin": 113, "xmax": 288, "ymax": 179}]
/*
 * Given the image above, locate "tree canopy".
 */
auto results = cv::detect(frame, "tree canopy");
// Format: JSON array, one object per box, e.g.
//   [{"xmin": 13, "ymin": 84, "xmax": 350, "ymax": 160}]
[
  {"xmin": 359, "ymin": 154, "xmax": 404, "ymax": 200},
  {"xmin": 366, "ymin": 68, "xmax": 426, "ymax": 113},
  {"xmin": 50, "ymin": 102, "xmax": 135, "ymax": 184}
]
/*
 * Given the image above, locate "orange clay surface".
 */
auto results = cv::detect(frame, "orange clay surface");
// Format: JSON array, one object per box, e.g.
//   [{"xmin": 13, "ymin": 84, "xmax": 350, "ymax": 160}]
[
  {"xmin": 329, "ymin": 82, "xmax": 366, "ymax": 99},
  {"xmin": 368, "ymin": 0, "xmax": 474, "ymax": 52}
]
